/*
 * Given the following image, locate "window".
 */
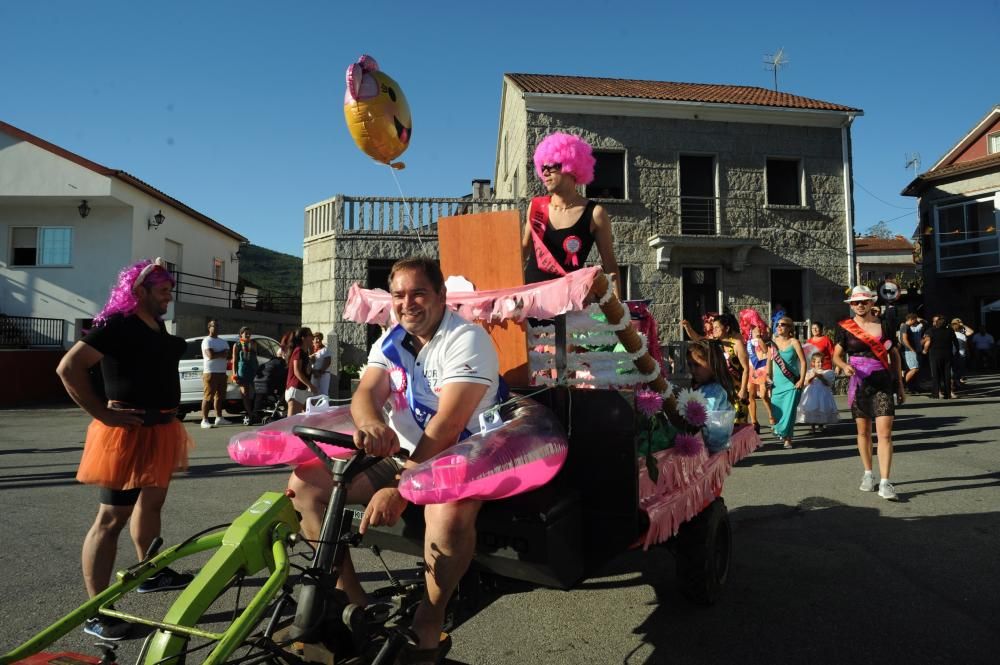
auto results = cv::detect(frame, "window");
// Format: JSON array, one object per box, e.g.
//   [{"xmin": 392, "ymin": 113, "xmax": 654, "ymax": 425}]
[
  {"xmin": 989, "ymin": 132, "xmax": 1000, "ymax": 155},
  {"xmin": 584, "ymin": 151, "xmax": 625, "ymax": 199},
  {"xmin": 766, "ymin": 158, "xmax": 803, "ymax": 206},
  {"xmin": 935, "ymin": 196, "xmax": 1000, "ymax": 273},
  {"xmin": 618, "ymin": 264, "xmax": 634, "ymax": 300},
  {"xmin": 10, "ymin": 227, "xmax": 72, "ymax": 266},
  {"xmin": 212, "ymin": 258, "xmax": 225, "ymax": 286},
  {"xmin": 679, "ymin": 155, "xmax": 717, "ymax": 235}
]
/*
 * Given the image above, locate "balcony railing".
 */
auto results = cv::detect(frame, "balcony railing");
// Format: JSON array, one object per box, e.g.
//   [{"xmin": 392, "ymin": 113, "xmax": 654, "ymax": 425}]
[
  {"xmin": 0, "ymin": 315, "xmax": 65, "ymax": 348},
  {"xmin": 680, "ymin": 195, "xmax": 718, "ymax": 235},
  {"xmin": 172, "ymin": 271, "xmax": 300, "ymax": 315},
  {"xmin": 305, "ymin": 195, "xmax": 526, "ymax": 238}
]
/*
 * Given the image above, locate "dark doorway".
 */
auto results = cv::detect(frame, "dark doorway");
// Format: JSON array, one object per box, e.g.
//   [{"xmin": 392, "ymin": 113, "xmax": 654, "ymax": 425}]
[
  {"xmin": 770, "ymin": 269, "xmax": 804, "ymax": 322},
  {"xmin": 679, "ymin": 155, "xmax": 716, "ymax": 235},
  {"xmin": 682, "ymin": 267, "xmax": 718, "ymax": 339},
  {"xmin": 366, "ymin": 259, "xmax": 395, "ymax": 351}
]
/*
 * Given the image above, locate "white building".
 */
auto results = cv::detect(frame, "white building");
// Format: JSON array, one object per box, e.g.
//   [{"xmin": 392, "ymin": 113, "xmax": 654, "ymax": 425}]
[{"xmin": 1, "ymin": 120, "xmax": 247, "ymax": 346}]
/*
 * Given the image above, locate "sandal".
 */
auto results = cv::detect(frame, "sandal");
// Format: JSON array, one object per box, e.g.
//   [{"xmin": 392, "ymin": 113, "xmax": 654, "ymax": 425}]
[
  {"xmin": 753, "ymin": 422, "xmax": 761, "ymax": 434},
  {"xmin": 782, "ymin": 441, "xmax": 793, "ymax": 449}
]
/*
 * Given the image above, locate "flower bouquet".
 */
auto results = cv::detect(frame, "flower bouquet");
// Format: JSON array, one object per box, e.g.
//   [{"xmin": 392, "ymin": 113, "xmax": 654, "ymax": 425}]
[{"xmin": 635, "ymin": 385, "xmax": 709, "ymax": 482}]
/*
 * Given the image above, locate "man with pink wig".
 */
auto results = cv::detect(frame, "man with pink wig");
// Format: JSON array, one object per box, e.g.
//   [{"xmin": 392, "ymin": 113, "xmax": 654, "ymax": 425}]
[
  {"xmin": 522, "ymin": 132, "xmax": 621, "ymax": 296},
  {"xmin": 56, "ymin": 258, "xmax": 193, "ymax": 640}
]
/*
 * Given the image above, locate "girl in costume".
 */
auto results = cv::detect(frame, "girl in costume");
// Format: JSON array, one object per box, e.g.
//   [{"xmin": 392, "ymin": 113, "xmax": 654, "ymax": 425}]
[
  {"xmin": 807, "ymin": 321, "xmax": 835, "ymax": 370},
  {"xmin": 739, "ymin": 308, "xmax": 775, "ymax": 434},
  {"xmin": 796, "ymin": 353, "xmax": 839, "ymax": 432},
  {"xmin": 768, "ymin": 316, "xmax": 806, "ymax": 449},
  {"xmin": 687, "ymin": 339, "xmax": 737, "ymax": 453},
  {"xmin": 684, "ymin": 313, "xmax": 750, "ymax": 425},
  {"xmin": 522, "ymin": 132, "xmax": 621, "ymax": 295},
  {"xmin": 834, "ymin": 286, "xmax": 904, "ymax": 500}
]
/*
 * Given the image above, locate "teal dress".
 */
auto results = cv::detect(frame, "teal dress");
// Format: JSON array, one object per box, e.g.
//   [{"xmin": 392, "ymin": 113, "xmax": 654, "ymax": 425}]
[{"xmin": 771, "ymin": 344, "xmax": 801, "ymax": 439}]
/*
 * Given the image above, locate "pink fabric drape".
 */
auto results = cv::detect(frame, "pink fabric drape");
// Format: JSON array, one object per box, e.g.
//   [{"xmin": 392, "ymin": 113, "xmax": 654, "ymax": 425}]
[
  {"xmin": 637, "ymin": 424, "xmax": 761, "ymax": 549},
  {"xmin": 343, "ymin": 266, "xmax": 602, "ymax": 325}
]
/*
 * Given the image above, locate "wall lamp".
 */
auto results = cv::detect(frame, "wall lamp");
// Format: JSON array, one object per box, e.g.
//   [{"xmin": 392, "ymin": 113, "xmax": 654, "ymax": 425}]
[
  {"xmin": 78, "ymin": 200, "xmax": 91, "ymax": 219},
  {"xmin": 231, "ymin": 241, "xmax": 249, "ymax": 262},
  {"xmin": 148, "ymin": 210, "xmax": 165, "ymax": 230}
]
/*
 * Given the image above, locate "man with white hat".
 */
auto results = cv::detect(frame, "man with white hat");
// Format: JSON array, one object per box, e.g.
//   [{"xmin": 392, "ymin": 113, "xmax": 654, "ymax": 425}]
[{"xmin": 833, "ymin": 285, "xmax": 904, "ymax": 500}]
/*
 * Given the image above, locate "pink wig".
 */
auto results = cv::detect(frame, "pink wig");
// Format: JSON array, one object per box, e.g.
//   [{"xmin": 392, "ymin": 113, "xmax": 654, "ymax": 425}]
[
  {"xmin": 94, "ymin": 258, "xmax": 175, "ymax": 324},
  {"xmin": 532, "ymin": 132, "xmax": 595, "ymax": 185},
  {"xmin": 738, "ymin": 308, "xmax": 769, "ymax": 342}
]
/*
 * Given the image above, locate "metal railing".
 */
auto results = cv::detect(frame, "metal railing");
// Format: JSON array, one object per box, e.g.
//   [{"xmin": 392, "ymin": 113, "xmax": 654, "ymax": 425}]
[
  {"xmin": 0, "ymin": 315, "xmax": 64, "ymax": 348},
  {"xmin": 172, "ymin": 271, "xmax": 300, "ymax": 315},
  {"xmin": 305, "ymin": 195, "xmax": 526, "ymax": 238},
  {"xmin": 679, "ymin": 195, "xmax": 718, "ymax": 235}
]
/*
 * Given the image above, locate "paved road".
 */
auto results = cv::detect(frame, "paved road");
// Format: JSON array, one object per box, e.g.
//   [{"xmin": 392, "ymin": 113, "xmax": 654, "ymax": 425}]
[{"xmin": 2, "ymin": 375, "xmax": 998, "ymax": 664}]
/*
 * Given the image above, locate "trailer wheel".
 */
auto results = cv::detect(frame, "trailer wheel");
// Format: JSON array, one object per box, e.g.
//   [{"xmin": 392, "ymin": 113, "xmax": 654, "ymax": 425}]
[{"xmin": 674, "ymin": 497, "xmax": 731, "ymax": 606}]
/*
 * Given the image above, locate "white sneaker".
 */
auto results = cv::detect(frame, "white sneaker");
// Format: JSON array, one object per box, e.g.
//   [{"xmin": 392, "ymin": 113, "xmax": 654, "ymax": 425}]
[
  {"xmin": 859, "ymin": 472, "xmax": 876, "ymax": 492},
  {"xmin": 213, "ymin": 417, "xmax": 230, "ymax": 427},
  {"xmin": 200, "ymin": 419, "xmax": 213, "ymax": 429},
  {"xmin": 878, "ymin": 480, "xmax": 898, "ymax": 500}
]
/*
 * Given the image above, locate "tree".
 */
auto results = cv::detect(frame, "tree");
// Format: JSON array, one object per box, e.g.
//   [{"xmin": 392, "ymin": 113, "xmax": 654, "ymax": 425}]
[{"xmin": 863, "ymin": 221, "xmax": 893, "ymax": 239}]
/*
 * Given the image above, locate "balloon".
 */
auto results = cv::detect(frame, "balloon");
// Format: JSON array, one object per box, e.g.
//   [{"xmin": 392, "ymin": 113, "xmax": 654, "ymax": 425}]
[{"xmin": 344, "ymin": 55, "xmax": 412, "ymax": 169}]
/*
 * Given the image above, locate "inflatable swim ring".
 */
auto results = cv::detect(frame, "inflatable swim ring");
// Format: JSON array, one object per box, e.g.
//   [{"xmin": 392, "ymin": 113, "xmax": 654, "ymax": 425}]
[
  {"xmin": 398, "ymin": 398, "xmax": 568, "ymax": 505},
  {"xmin": 228, "ymin": 400, "xmax": 356, "ymax": 466}
]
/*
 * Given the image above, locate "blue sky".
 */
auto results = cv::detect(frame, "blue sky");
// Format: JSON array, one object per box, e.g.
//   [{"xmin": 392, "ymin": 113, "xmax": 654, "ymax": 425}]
[{"xmin": 3, "ymin": 0, "xmax": 998, "ymax": 257}]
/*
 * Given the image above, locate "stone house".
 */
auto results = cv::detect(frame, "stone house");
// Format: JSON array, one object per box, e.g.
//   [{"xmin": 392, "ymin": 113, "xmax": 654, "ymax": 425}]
[
  {"xmin": 902, "ymin": 105, "xmax": 1000, "ymax": 334},
  {"xmin": 303, "ymin": 73, "xmax": 863, "ymax": 366},
  {"xmin": 854, "ymin": 235, "xmax": 917, "ymax": 289}
]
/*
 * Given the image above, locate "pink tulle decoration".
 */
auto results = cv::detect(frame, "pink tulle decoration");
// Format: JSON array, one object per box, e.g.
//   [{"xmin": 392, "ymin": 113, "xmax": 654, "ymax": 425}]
[
  {"xmin": 684, "ymin": 401, "xmax": 707, "ymax": 428},
  {"xmin": 674, "ymin": 433, "xmax": 704, "ymax": 457},
  {"xmin": 94, "ymin": 259, "xmax": 175, "ymax": 324},
  {"xmin": 636, "ymin": 389, "xmax": 663, "ymax": 417}
]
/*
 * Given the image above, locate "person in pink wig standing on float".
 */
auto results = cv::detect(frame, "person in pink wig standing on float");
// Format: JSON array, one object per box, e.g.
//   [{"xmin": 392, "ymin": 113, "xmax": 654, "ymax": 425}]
[{"xmin": 522, "ymin": 132, "xmax": 621, "ymax": 297}]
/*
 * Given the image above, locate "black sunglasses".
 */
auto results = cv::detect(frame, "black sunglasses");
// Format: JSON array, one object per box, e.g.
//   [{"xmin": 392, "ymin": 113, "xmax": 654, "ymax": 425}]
[{"xmin": 540, "ymin": 163, "xmax": 562, "ymax": 174}]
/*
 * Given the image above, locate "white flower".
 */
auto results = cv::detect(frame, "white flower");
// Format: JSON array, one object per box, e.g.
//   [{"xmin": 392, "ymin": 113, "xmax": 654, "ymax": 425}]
[{"xmin": 676, "ymin": 387, "xmax": 708, "ymax": 421}]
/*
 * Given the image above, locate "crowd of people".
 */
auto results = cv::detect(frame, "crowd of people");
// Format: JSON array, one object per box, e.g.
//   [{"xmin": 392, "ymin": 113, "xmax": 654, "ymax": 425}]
[
  {"xmin": 49, "ymin": 129, "xmax": 995, "ymax": 660},
  {"xmin": 680, "ymin": 284, "xmax": 995, "ymax": 502}
]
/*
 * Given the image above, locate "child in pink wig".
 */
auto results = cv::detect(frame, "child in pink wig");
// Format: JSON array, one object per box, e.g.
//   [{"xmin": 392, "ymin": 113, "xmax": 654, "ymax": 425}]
[
  {"xmin": 522, "ymin": 132, "xmax": 621, "ymax": 296},
  {"xmin": 739, "ymin": 307, "xmax": 775, "ymax": 433}
]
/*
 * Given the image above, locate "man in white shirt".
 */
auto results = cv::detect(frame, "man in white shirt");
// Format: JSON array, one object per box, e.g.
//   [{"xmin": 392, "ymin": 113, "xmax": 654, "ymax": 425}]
[
  {"xmin": 200, "ymin": 320, "xmax": 230, "ymax": 428},
  {"xmin": 288, "ymin": 257, "xmax": 500, "ymax": 662}
]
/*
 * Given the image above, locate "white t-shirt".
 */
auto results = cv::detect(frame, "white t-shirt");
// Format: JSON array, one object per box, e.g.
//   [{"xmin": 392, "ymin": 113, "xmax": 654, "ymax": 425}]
[
  {"xmin": 365, "ymin": 308, "xmax": 500, "ymax": 454},
  {"xmin": 311, "ymin": 346, "xmax": 331, "ymax": 374},
  {"xmin": 955, "ymin": 331, "xmax": 968, "ymax": 357},
  {"xmin": 201, "ymin": 336, "xmax": 229, "ymax": 374}
]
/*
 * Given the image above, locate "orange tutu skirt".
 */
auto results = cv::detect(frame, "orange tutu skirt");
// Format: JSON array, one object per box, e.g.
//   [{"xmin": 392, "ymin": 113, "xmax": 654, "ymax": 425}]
[{"xmin": 77, "ymin": 419, "xmax": 193, "ymax": 490}]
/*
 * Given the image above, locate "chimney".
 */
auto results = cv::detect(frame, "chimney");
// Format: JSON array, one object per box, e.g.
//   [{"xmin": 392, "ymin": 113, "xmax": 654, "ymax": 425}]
[{"xmin": 471, "ymin": 179, "xmax": 492, "ymax": 200}]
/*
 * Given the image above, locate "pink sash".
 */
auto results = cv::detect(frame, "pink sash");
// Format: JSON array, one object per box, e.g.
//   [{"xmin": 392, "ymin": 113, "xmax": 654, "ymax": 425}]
[{"xmin": 528, "ymin": 196, "xmax": 567, "ymax": 277}]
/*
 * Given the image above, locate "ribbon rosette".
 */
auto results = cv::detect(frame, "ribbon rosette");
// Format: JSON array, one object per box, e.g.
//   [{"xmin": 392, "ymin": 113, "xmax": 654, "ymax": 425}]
[{"xmin": 389, "ymin": 366, "xmax": 407, "ymax": 411}]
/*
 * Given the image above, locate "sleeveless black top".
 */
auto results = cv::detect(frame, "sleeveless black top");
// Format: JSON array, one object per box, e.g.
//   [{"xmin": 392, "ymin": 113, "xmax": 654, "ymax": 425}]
[{"xmin": 524, "ymin": 200, "xmax": 597, "ymax": 284}]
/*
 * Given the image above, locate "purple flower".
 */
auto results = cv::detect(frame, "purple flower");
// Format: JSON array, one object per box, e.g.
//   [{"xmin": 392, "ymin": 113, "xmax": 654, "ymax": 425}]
[
  {"xmin": 675, "ymin": 432, "xmax": 704, "ymax": 457},
  {"xmin": 636, "ymin": 389, "xmax": 663, "ymax": 417},
  {"xmin": 684, "ymin": 400, "xmax": 707, "ymax": 428}
]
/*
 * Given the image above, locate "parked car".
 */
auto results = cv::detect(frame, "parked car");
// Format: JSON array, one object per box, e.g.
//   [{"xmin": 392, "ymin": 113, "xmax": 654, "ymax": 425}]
[{"xmin": 177, "ymin": 334, "xmax": 282, "ymax": 420}]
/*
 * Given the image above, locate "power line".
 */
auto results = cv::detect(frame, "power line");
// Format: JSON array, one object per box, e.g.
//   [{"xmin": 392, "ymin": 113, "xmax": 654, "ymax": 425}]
[{"xmin": 854, "ymin": 180, "xmax": 913, "ymax": 210}]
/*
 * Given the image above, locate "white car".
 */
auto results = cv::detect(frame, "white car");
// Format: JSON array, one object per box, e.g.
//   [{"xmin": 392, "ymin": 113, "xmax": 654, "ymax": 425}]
[{"xmin": 177, "ymin": 334, "xmax": 282, "ymax": 419}]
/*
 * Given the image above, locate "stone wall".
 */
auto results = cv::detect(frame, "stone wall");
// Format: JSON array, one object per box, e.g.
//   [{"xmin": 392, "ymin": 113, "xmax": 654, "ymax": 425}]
[{"xmin": 520, "ymin": 111, "xmax": 853, "ymax": 339}]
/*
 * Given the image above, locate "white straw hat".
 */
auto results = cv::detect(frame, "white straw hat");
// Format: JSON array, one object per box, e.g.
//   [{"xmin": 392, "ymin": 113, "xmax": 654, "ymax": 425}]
[{"xmin": 844, "ymin": 285, "xmax": 876, "ymax": 303}]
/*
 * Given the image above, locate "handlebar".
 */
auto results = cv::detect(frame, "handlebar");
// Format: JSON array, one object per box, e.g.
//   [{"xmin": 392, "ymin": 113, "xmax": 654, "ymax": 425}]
[{"xmin": 291, "ymin": 426, "xmax": 381, "ymax": 481}]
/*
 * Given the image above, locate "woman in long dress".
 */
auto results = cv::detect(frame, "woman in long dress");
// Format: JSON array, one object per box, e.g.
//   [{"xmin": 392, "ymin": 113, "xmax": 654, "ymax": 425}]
[{"xmin": 767, "ymin": 316, "xmax": 806, "ymax": 448}]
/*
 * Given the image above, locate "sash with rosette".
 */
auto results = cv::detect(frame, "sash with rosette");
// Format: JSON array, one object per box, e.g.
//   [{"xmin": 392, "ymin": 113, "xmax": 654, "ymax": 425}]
[
  {"xmin": 770, "ymin": 342, "xmax": 800, "ymax": 384},
  {"xmin": 837, "ymin": 318, "xmax": 890, "ymax": 370},
  {"xmin": 528, "ymin": 196, "xmax": 588, "ymax": 275},
  {"xmin": 380, "ymin": 324, "xmax": 508, "ymax": 441}
]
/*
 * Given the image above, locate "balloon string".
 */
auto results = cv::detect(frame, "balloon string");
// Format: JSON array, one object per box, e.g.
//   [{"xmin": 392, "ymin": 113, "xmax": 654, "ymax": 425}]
[{"xmin": 388, "ymin": 166, "xmax": 426, "ymax": 251}]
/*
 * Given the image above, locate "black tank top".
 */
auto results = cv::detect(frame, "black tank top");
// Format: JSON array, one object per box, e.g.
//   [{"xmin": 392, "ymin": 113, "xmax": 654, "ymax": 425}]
[{"xmin": 524, "ymin": 200, "xmax": 597, "ymax": 284}]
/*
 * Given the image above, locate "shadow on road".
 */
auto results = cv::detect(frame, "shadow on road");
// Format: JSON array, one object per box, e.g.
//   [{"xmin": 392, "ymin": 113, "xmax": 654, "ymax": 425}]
[{"xmin": 629, "ymin": 500, "xmax": 1000, "ymax": 665}]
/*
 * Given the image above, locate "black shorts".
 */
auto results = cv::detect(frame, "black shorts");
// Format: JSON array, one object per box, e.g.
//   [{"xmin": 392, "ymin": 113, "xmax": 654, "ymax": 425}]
[{"xmin": 99, "ymin": 487, "xmax": 143, "ymax": 506}]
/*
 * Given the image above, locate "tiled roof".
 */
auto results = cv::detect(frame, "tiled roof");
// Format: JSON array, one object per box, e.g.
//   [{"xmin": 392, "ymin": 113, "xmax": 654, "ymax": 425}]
[
  {"xmin": 0, "ymin": 120, "xmax": 246, "ymax": 242},
  {"xmin": 855, "ymin": 236, "xmax": 913, "ymax": 252},
  {"xmin": 506, "ymin": 73, "xmax": 862, "ymax": 113},
  {"xmin": 902, "ymin": 151, "xmax": 1000, "ymax": 196}
]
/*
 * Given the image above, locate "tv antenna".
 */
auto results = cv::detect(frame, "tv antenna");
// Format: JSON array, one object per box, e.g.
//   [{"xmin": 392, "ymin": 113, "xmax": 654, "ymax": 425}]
[
  {"xmin": 904, "ymin": 152, "xmax": 921, "ymax": 177},
  {"xmin": 763, "ymin": 48, "xmax": 789, "ymax": 91}
]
